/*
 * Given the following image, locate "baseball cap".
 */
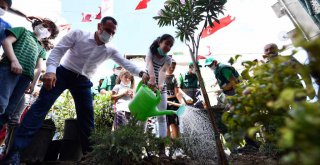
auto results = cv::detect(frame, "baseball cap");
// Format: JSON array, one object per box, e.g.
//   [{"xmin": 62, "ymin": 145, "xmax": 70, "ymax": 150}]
[
  {"xmin": 113, "ymin": 64, "xmax": 122, "ymax": 69},
  {"xmin": 204, "ymin": 58, "xmax": 216, "ymax": 66}
]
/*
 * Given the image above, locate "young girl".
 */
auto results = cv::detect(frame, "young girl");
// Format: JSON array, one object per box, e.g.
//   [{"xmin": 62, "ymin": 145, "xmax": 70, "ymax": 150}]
[
  {"xmin": 111, "ymin": 70, "xmax": 135, "ymax": 129},
  {"xmin": 165, "ymin": 60, "xmax": 185, "ymax": 138},
  {"xmin": 146, "ymin": 34, "xmax": 174, "ymax": 156}
]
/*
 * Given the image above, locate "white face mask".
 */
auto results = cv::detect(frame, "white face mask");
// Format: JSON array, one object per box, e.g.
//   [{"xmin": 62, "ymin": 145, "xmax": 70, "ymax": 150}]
[
  {"xmin": 121, "ymin": 81, "xmax": 131, "ymax": 87},
  {"xmin": 34, "ymin": 25, "xmax": 51, "ymax": 39},
  {"xmin": 210, "ymin": 64, "xmax": 217, "ymax": 71},
  {"xmin": 0, "ymin": 8, "xmax": 6, "ymax": 16},
  {"xmin": 99, "ymin": 30, "xmax": 112, "ymax": 43},
  {"xmin": 114, "ymin": 69, "xmax": 121, "ymax": 76}
]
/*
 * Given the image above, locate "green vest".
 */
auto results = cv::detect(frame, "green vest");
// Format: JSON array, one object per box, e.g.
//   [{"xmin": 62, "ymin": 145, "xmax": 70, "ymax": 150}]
[
  {"xmin": 179, "ymin": 72, "xmax": 199, "ymax": 89},
  {"xmin": 214, "ymin": 64, "xmax": 239, "ymax": 89}
]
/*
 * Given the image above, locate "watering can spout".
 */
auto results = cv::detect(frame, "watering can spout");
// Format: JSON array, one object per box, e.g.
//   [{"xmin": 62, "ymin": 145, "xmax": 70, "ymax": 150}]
[{"xmin": 151, "ymin": 110, "xmax": 176, "ymax": 117}]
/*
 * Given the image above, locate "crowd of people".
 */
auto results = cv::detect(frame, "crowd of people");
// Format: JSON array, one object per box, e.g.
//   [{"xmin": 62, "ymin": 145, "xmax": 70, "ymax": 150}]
[{"xmin": 0, "ymin": 0, "xmax": 317, "ymax": 164}]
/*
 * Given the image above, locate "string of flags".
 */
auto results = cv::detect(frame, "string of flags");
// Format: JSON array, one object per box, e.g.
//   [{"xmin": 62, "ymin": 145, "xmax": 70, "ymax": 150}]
[
  {"xmin": 58, "ymin": 0, "xmax": 235, "ymax": 42},
  {"xmin": 201, "ymin": 15, "xmax": 236, "ymax": 38}
]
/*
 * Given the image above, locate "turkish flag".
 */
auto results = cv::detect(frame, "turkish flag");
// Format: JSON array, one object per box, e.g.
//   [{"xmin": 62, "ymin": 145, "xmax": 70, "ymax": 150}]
[
  {"xmin": 82, "ymin": 13, "xmax": 92, "ymax": 22},
  {"xmin": 95, "ymin": 7, "xmax": 102, "ymax": 19},
  {"xmin": 197, "ymin": 55, "xmax": 206, "ymax": 60},
  {"xmin": 135, "ymin": 0, "xmax": 150, "ymax": 10},
  {"xmin": 59, "ymin": 24, "xmax": 71, "ymax": 32},
  {"xmin": 201, "ymin": 15, "xmax": 235, "ymax": 38}
]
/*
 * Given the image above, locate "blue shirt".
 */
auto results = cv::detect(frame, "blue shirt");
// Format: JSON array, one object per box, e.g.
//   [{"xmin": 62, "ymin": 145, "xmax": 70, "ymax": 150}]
[{"xmin": 0, "ymin": 18, "xmax": 11, "ymax": 48}]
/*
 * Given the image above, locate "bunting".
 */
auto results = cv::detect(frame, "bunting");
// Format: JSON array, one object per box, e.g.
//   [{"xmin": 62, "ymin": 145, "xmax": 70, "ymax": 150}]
[
  {"xmin": 201, "ymin": 15, "xmax": 235, "ymax": 38},
  {"xmin": 135, "ymin": 0, "xmax": 150, "ymax": 10},
  {"xmin": 95, "ymin": 7, "xmax": 102, "ymax": 19},
  {"xmin": 59, "ymin": 24, "xmax": 71, "ymax": 32},
  {"xmin": 81, "ymin": 13, "xmax": 92, "ymax": 22}
]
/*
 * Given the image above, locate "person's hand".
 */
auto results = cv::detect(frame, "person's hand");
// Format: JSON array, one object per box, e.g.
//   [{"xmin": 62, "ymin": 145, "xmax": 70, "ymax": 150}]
[
  {"xmin": 11, "ymin": 60, "xmax": 23, "ymax": 74},
  {"xmin": 42, "ymin": 72, "xmax": 57, "ymax": 90},
  {"xmin": 214, "ymin": 89, "xmax": 223, "ymax": 95},
  {"xmin": 25, "ymin": 83, "xmax": 35, "ymax": 94},
  {"xmin": 147, "ymin": 82, "xmax": 158, "ymax": 92},
  {"xmin": 127, "ymin": 89, "xmax": 134, "ymax": 97},
  {"xmin": 141, "ymin": 72, "xmax": 150, "ymax": 84}
]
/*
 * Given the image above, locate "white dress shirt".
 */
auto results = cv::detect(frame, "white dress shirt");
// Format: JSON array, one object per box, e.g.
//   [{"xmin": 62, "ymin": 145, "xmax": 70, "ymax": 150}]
[{"xmin": 46, "ymin": 29, "xmax": 142, "ymax": 79}]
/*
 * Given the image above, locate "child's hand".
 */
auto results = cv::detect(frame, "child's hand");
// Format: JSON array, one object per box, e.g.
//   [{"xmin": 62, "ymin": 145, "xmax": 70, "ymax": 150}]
[
  {"xmin": 127, "ymin": 89, "xmax": 134, "ymax": 97},
  {"xmin": 11, "ymin": 60, "xmax": 23, "ymax": 74}
]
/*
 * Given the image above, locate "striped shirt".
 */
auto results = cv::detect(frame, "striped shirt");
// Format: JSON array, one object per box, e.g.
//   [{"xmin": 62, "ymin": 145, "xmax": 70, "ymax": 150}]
[
  {"xmin": 146, "ymin": 51, "xmax": 171, "ymax": 93},
  {"xmin": 1, "ymin": 27, "xmax": 46, "ymax": 79}
]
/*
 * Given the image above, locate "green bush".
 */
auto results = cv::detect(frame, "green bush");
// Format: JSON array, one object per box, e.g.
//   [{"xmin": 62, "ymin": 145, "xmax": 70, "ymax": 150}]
[
  {"xmin": 47, "ymin": 91, "xmax": 114, "ymax": 139},
  {"xmin": 223, "ymin": 54, "xmax": 310, "ymax": 154},
  {"xmin": 279, "ymin": 100, "xmax": 320, "ymax": 164},
  {"xmin": 93, "ymin": 93, "xmax": 114, "ymax": 130},
  {"xmin": 84, "ymin": 119, "xmax": 183, "ymax": 164}
]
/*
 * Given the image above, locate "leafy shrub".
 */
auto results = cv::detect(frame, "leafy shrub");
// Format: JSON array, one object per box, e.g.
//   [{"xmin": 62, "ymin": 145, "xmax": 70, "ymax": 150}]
[
  {"xmin": 47, "ymin": 90, "xmax": 76, "ymax": 139},
  {"xmin": 279, "ymin": 102, "xmax": 320, "ymax": 164},
  {"xmin": 223, "ymin": 54, "xmax": 311, "ymax": 153},
  {"xmin": 84, "ymin": 119, "xmax": 183, "ymax": 164},
  {"xmin": 93, "ymin": 93, "xmax": 114, "ymax": 130}
]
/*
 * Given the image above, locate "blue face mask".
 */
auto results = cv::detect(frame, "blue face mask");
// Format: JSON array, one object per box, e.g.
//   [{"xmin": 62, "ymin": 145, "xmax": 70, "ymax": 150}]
[{"xmin": 157, "ymin": 47, "xmax": 167, "ymax": 57}]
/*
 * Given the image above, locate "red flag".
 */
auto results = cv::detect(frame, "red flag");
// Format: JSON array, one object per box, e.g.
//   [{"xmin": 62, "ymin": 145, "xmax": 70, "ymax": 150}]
[
  {"xmin": 197, "ymin": 55, "xmax": 206, "ymax": 60},
  {"xmin": 201, "ymin": 15, "xmax": 235, "ymax": 38},
  {"xmin": 59, "ymin": 24, "xmax": 71, "ymax": 32},
  {"xmin": 95, "ymin": 7, "xmax": 102, "ymax": 19},
  {"xmin": 135, "ymin": 0, "xmax": 150, "ymax": 10},
  {"xmin": 82, "ymin": 13, "xmax": 92, "ymax": 22},
  {"xmin": 206, "ymin": 45, "xmax": 212, "ymax": 56}
]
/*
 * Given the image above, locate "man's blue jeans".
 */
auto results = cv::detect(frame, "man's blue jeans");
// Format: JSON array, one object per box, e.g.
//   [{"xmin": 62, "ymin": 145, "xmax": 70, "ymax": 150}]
[
  {"xmin": 0, "ymin": 65, "xmax": 31, "ymax": 128},
  {"xmin": 12, "ymin": 65, "xmax": 94, "ymax": 154}
]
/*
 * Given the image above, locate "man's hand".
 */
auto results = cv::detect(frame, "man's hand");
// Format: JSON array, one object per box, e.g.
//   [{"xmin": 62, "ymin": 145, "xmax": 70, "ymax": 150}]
[
  {"xmin": 214, "ymin": 89, "xmax": 223, "ymax": 95},
  {"xmin": 25, "ymin": 83, "xmax": 35, "ymax": 94},
  {"xmin": 11, "ymin": 60, "xmax": 23, "ymax": 74},
  {"xmin": 42, "ymin": 72, "xmax": 57, "ymax": 90},
  {"xmin": 141, "ymin": 72, "xmax": 150, "ymax": 84}
]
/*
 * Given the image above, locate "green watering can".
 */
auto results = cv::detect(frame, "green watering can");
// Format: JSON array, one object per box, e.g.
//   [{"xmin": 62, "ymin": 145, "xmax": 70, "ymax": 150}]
[{"xmin": 128, "ymin": 81, "xmax": 185, "ymax": 121}]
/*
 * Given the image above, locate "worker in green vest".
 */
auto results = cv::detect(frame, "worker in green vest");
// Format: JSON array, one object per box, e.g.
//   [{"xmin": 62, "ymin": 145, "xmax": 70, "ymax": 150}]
[
  {"xmin": 100, "ymin": 64, "xmax": 123, "ymax": 94},
  {"xmin": 178, "ymin": 62, "xmax": 201, "ymax": 103},
  {"xmin": 204, "ymin": 57, "xmax": 240, "ymax": 96}
]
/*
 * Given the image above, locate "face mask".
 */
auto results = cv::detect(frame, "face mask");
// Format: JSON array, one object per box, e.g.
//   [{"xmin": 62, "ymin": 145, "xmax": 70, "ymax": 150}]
[
  {"xmin": 99, "ymin": 30, "xmax": 112, "ymax": 43},
  {"xmin": 191, "ymin": 68, "xmax": 196, "ymax": 74},
  {"xmin": 114, "ymin": 69, "xmax": 121, "ymax": 76},
  {"xmin": 0, "ymin": 8, "xmax": 5, "ymax": 16},
  {"xmin": 121, "ymin": 81, "xmax": 131, "ymax": 87},
  {"xmin": 157, "ymin": 47, "xmax": 167, "ymax": 57},
  {"xmin": 34, "ymin": 25, "xmax": 51, "ymax": 39},
  {"xmin": 210, "ymin": 65, "xmax": 217, "ymax": 71}
]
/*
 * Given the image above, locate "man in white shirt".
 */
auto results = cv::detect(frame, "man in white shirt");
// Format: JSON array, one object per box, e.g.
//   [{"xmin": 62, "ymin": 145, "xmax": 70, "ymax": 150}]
[{"xmin": 3, "ymin": 16, "xmax": 149, "ymax": 164}]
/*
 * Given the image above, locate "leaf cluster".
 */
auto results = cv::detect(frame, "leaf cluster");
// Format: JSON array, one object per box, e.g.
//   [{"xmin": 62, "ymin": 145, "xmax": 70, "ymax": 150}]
[
  {"xmin": 223, "ymin": 55, "xmax": 310, "ymax": 152},
  {"xmin": 154, "ymin": 0, "xmax": 226, "ymax": 42}
]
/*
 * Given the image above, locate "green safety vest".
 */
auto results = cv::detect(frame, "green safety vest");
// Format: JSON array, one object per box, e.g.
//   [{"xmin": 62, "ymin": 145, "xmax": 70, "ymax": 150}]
[{"xmin": 214, "ymin": 64, "xmax": 240, "ymax": 89}]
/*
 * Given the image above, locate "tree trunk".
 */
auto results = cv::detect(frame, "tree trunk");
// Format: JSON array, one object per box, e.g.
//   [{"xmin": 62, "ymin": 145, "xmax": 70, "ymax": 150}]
[{"xmin": 189, "ymin": 51, "xmax": 228, "ymax": 165}]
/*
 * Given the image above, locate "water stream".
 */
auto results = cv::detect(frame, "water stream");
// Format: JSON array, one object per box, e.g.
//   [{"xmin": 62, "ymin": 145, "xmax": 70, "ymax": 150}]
[{"xmin": 179, "ymin": 106, "xmax": 218, "ymax": 161}]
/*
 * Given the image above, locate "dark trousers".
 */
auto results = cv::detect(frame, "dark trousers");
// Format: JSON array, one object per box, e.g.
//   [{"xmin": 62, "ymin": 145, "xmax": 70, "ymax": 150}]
[{"xmin": 12, "ymin": 65, "xmax": 94, "ymax": 154}]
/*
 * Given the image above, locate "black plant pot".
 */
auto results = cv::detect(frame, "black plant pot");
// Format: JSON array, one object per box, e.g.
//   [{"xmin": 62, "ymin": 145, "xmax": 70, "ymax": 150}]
[
  {"xmin": 59, "ymin": 139, "xmax": 83, "ymax": 161},
  {"xmin": 43, "ymin": 139, "xmax": 62, "ymax": 161},
  {"xmin": 20, "ymin": 119, "xmax": 56, "ymax": 163},
  {"xmin": 59, "ymin": 118, "xmax": 83, "ymax": 161},
  {"xmin": 62, "ymin": 118, "xmax": 79, "ymax": 140}
]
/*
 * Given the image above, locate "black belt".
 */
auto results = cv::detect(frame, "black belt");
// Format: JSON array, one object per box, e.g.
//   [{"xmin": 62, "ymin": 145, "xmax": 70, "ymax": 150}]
[{"xmin": 60, "ymin": 65, "xmax": 89, "ymax": 80}]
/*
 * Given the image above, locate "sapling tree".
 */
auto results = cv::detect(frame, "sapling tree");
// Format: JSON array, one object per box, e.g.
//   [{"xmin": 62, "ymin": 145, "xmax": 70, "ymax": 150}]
[{"xmin": 154, "ymin": 0, "xmax": 228, "ymax": 164}]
